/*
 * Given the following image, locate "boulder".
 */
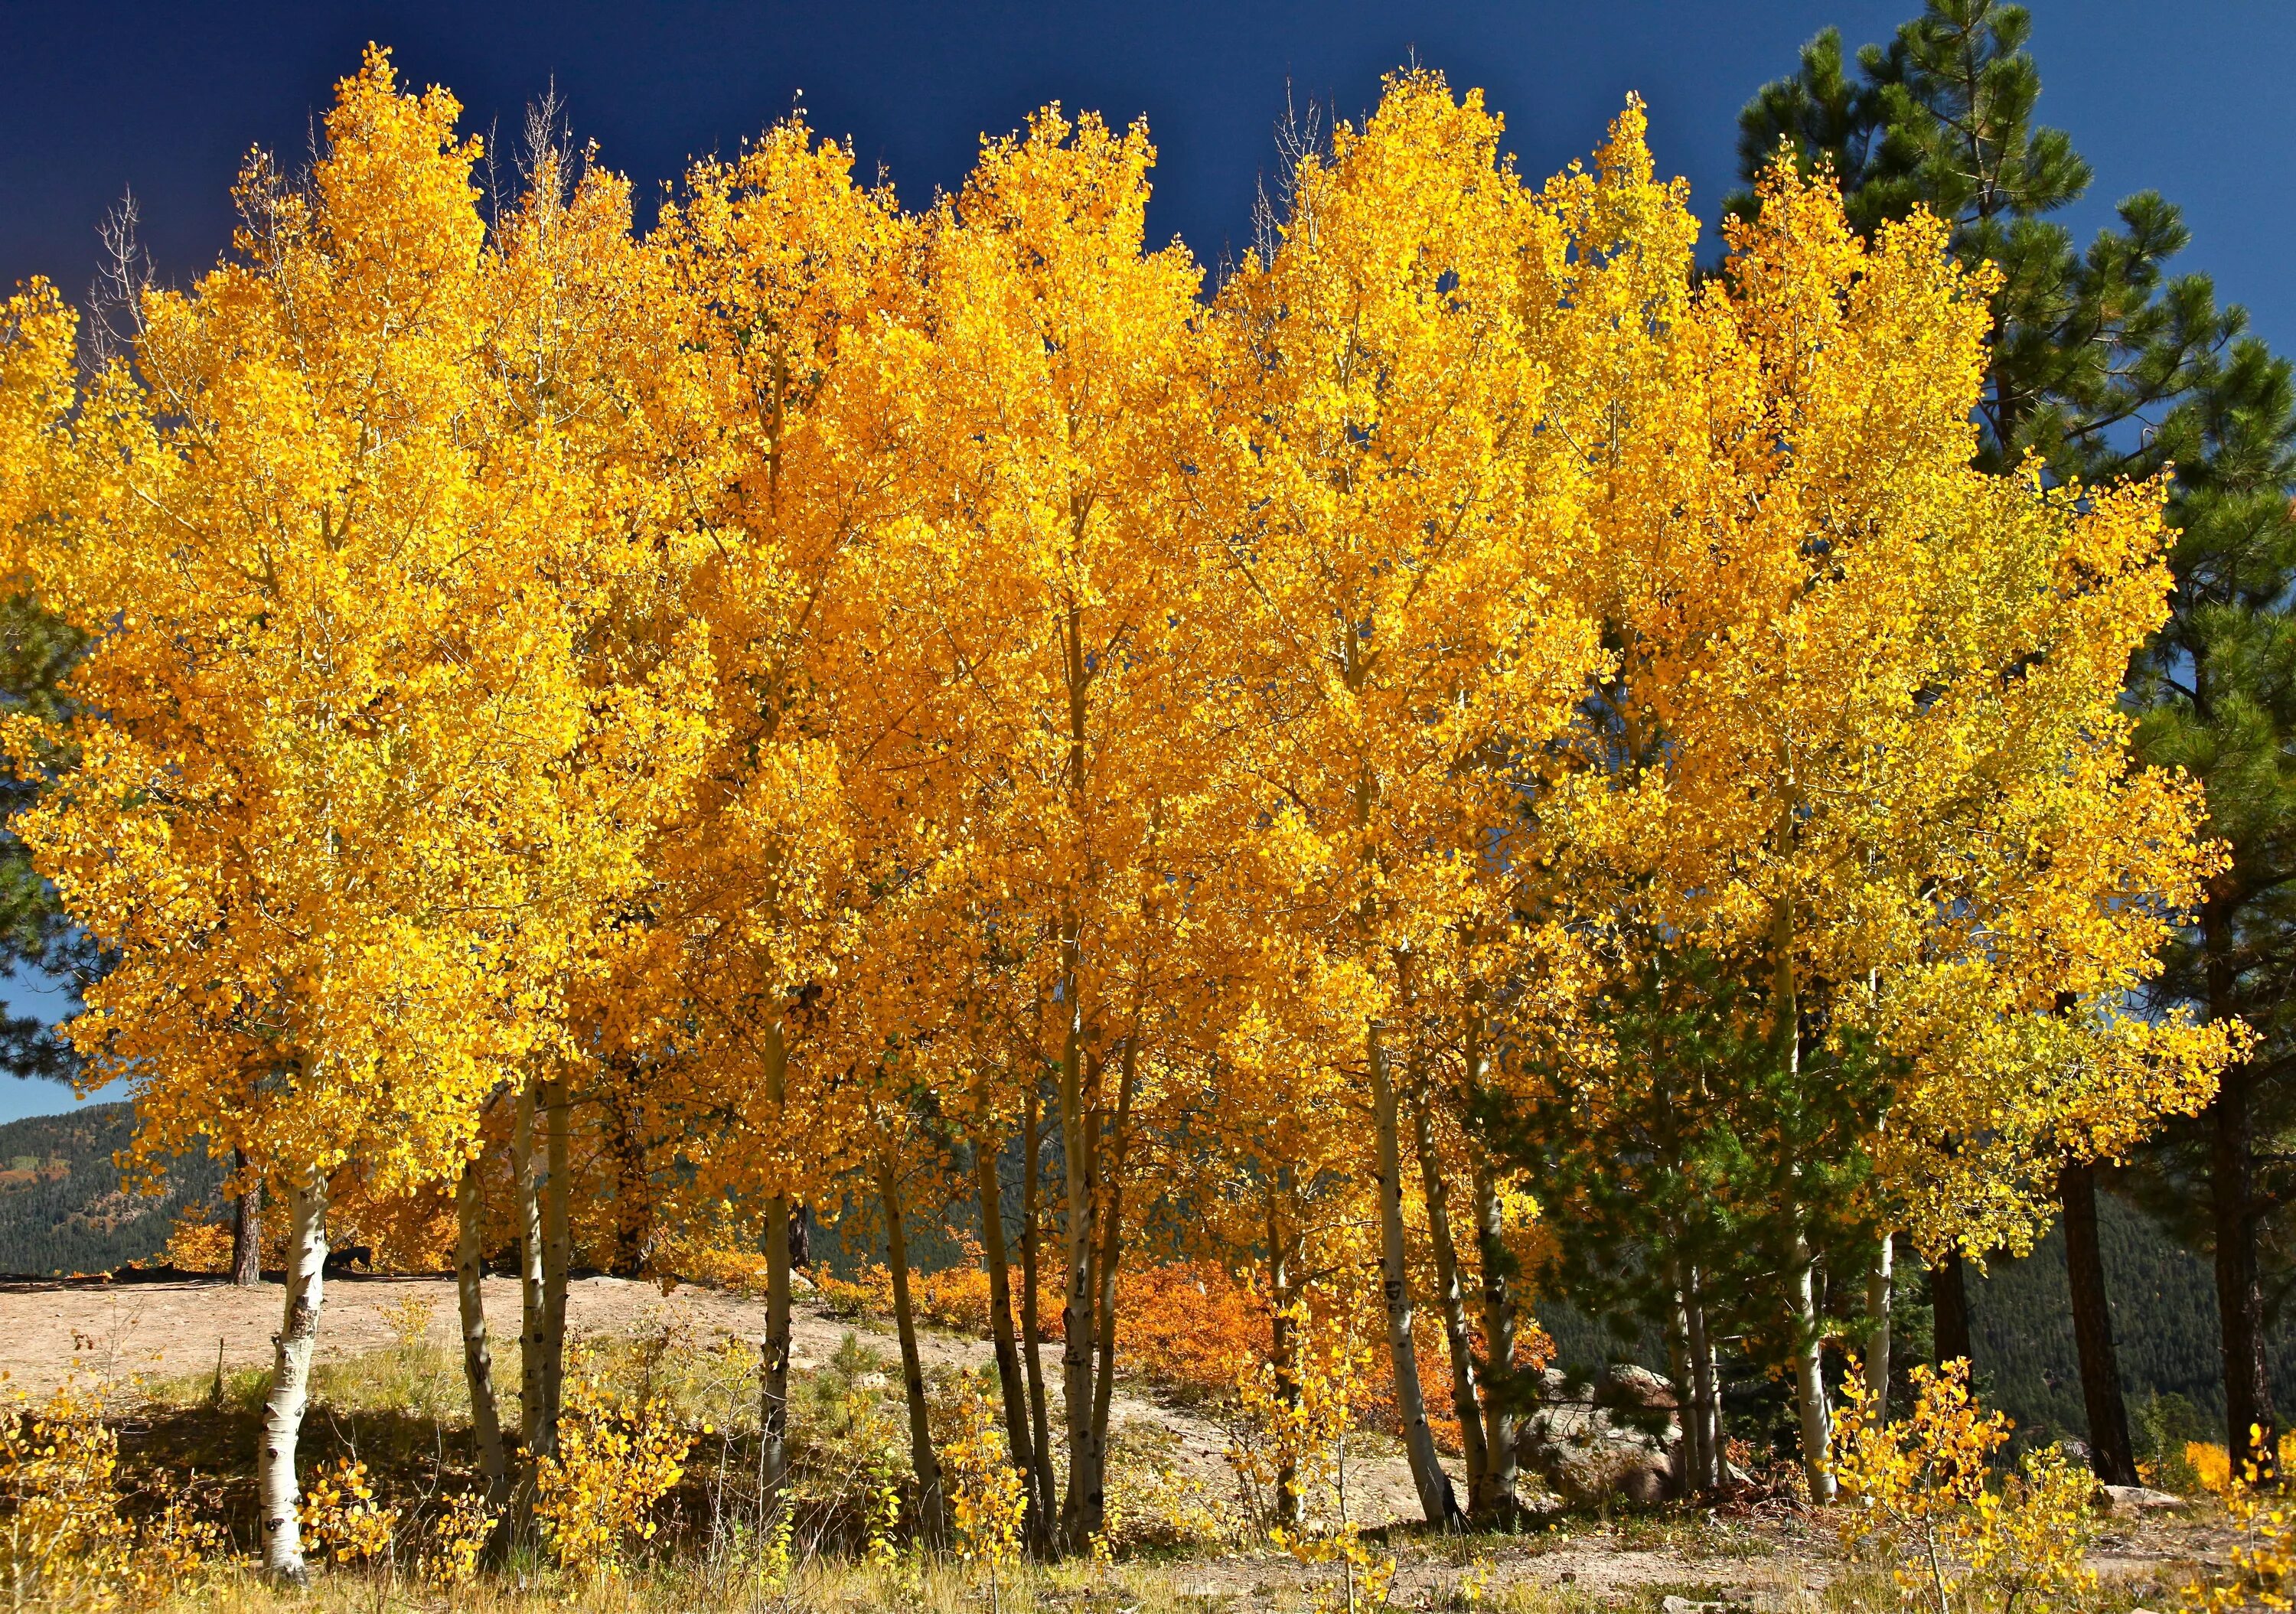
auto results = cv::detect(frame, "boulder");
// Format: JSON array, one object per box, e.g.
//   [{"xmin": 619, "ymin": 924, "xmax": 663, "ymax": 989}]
[
  {"xmin": 1518, "ymin": 1366, "xmax": 1683, "ymax": 1506},
  {"xmin": 2100, "ymin": 1485, "xmax": 2190, "ymax": 1516}
]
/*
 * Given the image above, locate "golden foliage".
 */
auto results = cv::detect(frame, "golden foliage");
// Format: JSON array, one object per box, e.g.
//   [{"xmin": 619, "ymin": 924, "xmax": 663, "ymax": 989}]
[
  {"xmin": 534, "ymin": 1369, "xmax": 693, "ymax": 1579},
  {"xmin": 1831, "ymin": 1362, "xmax": 2098, "ymax": 1612}
]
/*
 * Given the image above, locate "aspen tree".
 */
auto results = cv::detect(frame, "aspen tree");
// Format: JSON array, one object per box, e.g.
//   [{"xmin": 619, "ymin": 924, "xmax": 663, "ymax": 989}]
[
  {"xmin": 884, "ymin": 104, "xmax": 1209, "ymax": 1550},
  {"xmin": 644, "ymin": 118, "xmax": 910, "ymax": 1503},
  {"xmin": 0, "ymin": 55, "xmax": 536, "ymax": 1576},
  {"xmin": 1208, "ymin": 71, "xmax": 1611, "ymax": 1526}
]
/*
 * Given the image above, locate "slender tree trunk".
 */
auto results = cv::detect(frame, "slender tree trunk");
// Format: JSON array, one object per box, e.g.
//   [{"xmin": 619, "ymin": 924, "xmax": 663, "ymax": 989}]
[
  {"xmin": 1788, "ymin": 1226, "xmax": 1835, "ymax": 1505},
  {"xmin": 2060, "ymin": 1160, "xmax": 2139, "ymax": 1485},
  {"xmin": 1931, "ymin": 1247, "xmax": 1972, "ymax": 1371},
  {"xmin": 1409, "ymin": 1078, "xmax": 1489, "ymax": 1501},
  {"xmin": 1771, "ymin": 891, "xmax": 1833, "ymax": 1504},
  {"xmin": 539, "ymin": 1069, "xmax": 571, "ymax": 1455},
  {"xmin": 1668, "ymin": 1272, "xmax": 1696, "ymax": 1500},
  {"xmin": 455, "ymin": 1158, "xmax": 506, "ymax": 1497},
  {"xmin": 1019, "ymin": 1084, "xmax": 1058, "ymax": 1542},
  {"xmin": 230, "ymin": 1149, "xmax": 262, "ymax": 1286},
  {"xmin": 1684, "ymin": 1270, "xmax": 1720, "ymax": 1492},
  {"xmin": 1266, "ymin": 1177, "xmax": 1305, "ymax": 1528},
  {"xmin": 1469, "ymin": 1150, "xmax": 1521, "ymax": 1524},
  {"xmin": 258, "ymin": 1171, "xmax": 328, "ymax": 1583},
  {"xmin": 1371, "ymin": 1017, "xmax": 1456, "ymax": 1527},
  {"xmin": 2206, "ymin": 894, "xmax": 2277, "ymax": 1470},
  {"xmin": 1058, "ymin": 1027, "xmax": 1101, "ymax": 1550},
  {"xmin": 977, "ymin": 1133, "xmax": 1044, "ymax": 1548},
  {"xmin": 760, "ymin": 1020, "xmax": 793, "ymax": 1507},
  {"xmin": 1081, "ymin": 1042, "xmax": 1138, "ymax": 1547},
  {"xmin": 604, "ymin": 1083, "xmax": 651, "ymax": 1278},
  {"xmin": 516, "ymin": 1078, "xmax": 548, "ymax": 1466},
  {"xmin": 879, "ymin": 1148, "xmax": 948, "ymax": 1547},
  {"xmin": 1865, "ymin": 1233, "xmax": 1893, "ymax": 1426}
]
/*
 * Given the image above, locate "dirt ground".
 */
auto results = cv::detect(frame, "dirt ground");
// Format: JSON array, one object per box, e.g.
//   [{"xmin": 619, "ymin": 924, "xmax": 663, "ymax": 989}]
[
  {"xmin": 0, "ymin": 1270, "xmax": 1426, "ymax": 1530},
  {"xmin": 0, "ymin": 1272, "xmax": 2226, "ymax": 1609}
]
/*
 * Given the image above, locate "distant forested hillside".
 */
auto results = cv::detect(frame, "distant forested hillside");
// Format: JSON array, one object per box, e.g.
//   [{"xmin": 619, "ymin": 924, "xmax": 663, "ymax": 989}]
[
  {"xmin": 1966, "ymin": 1188, "xmax": 2296, "ymax": 1448},
  {"xmin": 0, "ymin": 1100, "xmax": 220, "ymax": 1274}
]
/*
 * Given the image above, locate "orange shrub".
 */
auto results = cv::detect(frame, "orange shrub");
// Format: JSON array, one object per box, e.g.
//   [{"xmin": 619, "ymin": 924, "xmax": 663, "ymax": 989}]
[{"xmin": 1114, "ymin": 1260, "xmax": 1264, "ymax": 1404}]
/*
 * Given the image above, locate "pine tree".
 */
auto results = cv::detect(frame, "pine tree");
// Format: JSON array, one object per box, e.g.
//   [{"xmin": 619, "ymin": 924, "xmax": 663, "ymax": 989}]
[{"xmin": 2127, "ymin": 340, "xmax": 2296, "ymax": 1471}]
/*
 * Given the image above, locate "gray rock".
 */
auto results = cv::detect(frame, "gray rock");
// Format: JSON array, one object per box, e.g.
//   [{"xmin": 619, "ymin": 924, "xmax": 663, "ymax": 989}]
[
  {"xmin": 1518, "ymin": 1366, "xmax": 1683, "ymax": 1505},
  {"xmin": 2100, "ymin": 1485, "xmax": 2190, "ymax": 1516}
]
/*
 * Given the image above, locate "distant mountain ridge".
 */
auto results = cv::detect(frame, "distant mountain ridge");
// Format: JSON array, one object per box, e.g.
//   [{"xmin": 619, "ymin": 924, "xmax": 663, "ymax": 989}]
[{"xmin": 0, "ymin": 1100, "xmax": 220, "ymax": 1275}]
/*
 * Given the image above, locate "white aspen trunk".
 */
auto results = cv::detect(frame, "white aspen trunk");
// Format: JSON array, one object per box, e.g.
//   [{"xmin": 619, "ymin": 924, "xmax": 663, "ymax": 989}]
[
  {"xmin": 1266, "ymin": 1176, "xmax": 1306, "ymax": 1528},
  {"xmin": 1058, "ymin": 1032, "xmax": 1099, "ymax": 1551},
  {"xmin": 760, "ymin": 1019, "xmax": 792, "ymax": 1505},
  {"xmin": 516, "ymin": 1077, "xmax": 546, "ymax": 1461},
  {"xmin": 455, "ymin": 1159, "xmax": 506, "ymax": 1495},
  {"xmin": 1019, "ymin": 1086, "xmax": 1058, "ymax": 1550},
  {"xmin": 258, "ymin": 1172, "xmax": 329, "ymax": 1583},
  {"xmin": 1667, "ymin": 1261, "xmax": 1698, "ymax": 1499},
  {"xmin": 1081, "ymin": 1042, "xmax": 1137, "ymax": 1545},
  {"xmin": 539, "ymin": 1071, "xmax": 571, "ymax": 1450},
  {"xmin": 1791, "ymin": 1226, "xmax": 1836, "ymax": 1505},
  {"xmin": 1771, "ymin": 886, "xmax": 1834, "ymax": 1503},
  {"xmin": 1371, "ymin": 1018, "xmax": 1456, "ymax": 1527},
  {"xmin": 1684, "ymin": 1269, "xmax": 1720, "ymax": 1492},
  {"xmin": 1866, "ymin": 1232, "xmax": 1894, "ymax": 1424}
]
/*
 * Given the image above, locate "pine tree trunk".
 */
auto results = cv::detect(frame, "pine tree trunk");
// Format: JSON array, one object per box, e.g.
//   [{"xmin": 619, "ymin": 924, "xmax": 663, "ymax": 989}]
[
  {"xmin": 257, "ymin": 1171, "xmax": 328, "ymax": 1583},
  {"xmin": 1019, "ymin": 1085, "xmax": 1058, "ymax": 1542},
  {"xmin": 977, "ymin": 1135, "xmax": 1045, "ymax": 1549},
  {"xmin": 760, "ymin": 1020, "xmax": 793, "ymax": 1506},
  {"xmin": 879, "ymin": 1149, "xmax": 948, "ymax": 1547},
  {"xmin": 1931, "ymin": 1247, "xmax": 1972, "ymax": 1370},
  {"xmin": 1685, "ymin": 1270, "xmax": 1720, "ymax": 1492},
  {"xmin": 2060, "ymin": 1160, "xmax": 2138, "ymax": 1485},
  {"xmin": 1469, "ymin": 1150, "xmax": 1521, "ymax": 1524},
  {"xmin": 1865, "ymin": 1233, "xmax": 1893, "ymax": 1425},
  {"xmin": 230, "ymin": 1149, "xmax": 262, "ymax": 1286},
  {"xmin": 539, "ymin": 1070, "xmax": 571, "ymax": 1454},
  {"xmin": 1408, "ymin": 1078, "xmax": 1488, "ymax": 1499},
  {"xmin": 455, "ymin": 1157, "xmax": 506, "ymax": 1497},
  {"xmin": 1789, "ymin": 1227, "xmax": 1835, "ymax": 1505},
  {"xmin": 2207, "ymin": 887, "xmax": 2277, "ymax": 1469},
  {"xmin": 1371, "ymin": 1017, "xmax": 1456, "ymax": 1527}
]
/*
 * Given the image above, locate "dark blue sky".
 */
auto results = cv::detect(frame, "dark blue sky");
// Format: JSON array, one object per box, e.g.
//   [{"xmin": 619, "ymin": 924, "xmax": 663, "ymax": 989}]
[
  {"xmin": 5, "ymin": 2, "xmax": 2294, "ymax": 354},
  {"xmin": 1, "ymin": 0, "xmax": 2292, "ymax": 1121}
]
